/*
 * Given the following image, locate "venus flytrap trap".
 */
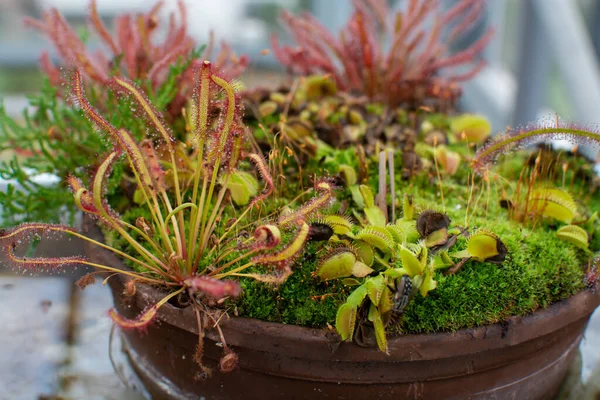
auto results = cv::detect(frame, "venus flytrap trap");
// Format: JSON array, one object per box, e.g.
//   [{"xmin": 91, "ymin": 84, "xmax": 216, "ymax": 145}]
[{"xmin": 1, "ymin": 64, "xmax": 328, "ymax": 376}]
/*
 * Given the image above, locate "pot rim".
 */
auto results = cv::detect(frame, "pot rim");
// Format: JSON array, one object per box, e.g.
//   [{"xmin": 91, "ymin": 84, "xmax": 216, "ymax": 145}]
[{"xmin": 84, "ymin": 218, "xmax": 600, "ymax": 362}]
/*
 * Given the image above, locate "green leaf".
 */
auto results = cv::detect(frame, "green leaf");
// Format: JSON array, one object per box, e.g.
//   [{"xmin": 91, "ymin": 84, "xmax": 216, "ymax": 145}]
[
  {"xmin": 349, "ymin": 185, "xmax": 365, "ymax": 209},
  {"xmin": 323, "ymin": 215, "xmax": 353, "ymax": 235},
  {"xmin": 365, "ymin": 206, "xmax": 387, "ymax": 226},
  {"xmin": 346, "ymin": 285, "xmax": 368, "ymax": 308},
  {"xmin": 402, "ymin": 194, "xmax": 414, "ymax": 221},
  {"xmin": 466, "ymin": 231, "xmax": 505, "ymax": 262},
  {"xmin": 317, "ymin": 250, "xmax": 356, "ymax": 281},
  {"xmin": 528, "ymin": 188, "xmax": 576, "ymax": 223},
  {"xmin": 360, "ymin": 185, "xmax": 375, "ymax": 208},
  {"xmin": 341, "ymin": 278, "xmax": 362, "ymax": 286},
  {"xmin": 338, "ymin": 164, "xmax": 357, "ymax": 185},
  {"xmin": 356, "ymin": 227, "xmax": 394, "ymax": 253},
  {"xmin": 352, "ymin": 261, "xmax": 374, "ymax": 278},
  {"xmin": 366, "ymin": 274, "xmax": 385, "ymax": 305},
  {"xmin": 399, "ymin": 246, "xmax": 424, "ymax": 276},
  {"xmin": 450, "ymin": 114, "xmax": 491, "ymax": 143},
  {"xmin": 556, "ymin": 225, "xmax": 589, "ymax": 250},
  {"xmin": 354, "ymin": 241, "xmax": 374, "ymax": 266},
  {"xmin": 368, "ymin": 303, "xmax": 388, "ymax": 354},
  {"xmin": 336, "ymin": 303, "xmax": 357, "ymax": 341}
]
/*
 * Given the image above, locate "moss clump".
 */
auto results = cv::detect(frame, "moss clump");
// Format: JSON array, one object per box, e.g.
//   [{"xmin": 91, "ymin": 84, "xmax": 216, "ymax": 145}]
[
  {"xmin": 233, "ymin": 242, "xmax": 350, "ymax": 327},
  {"xmin": 396, "ymin": 218, "xmax": 585, "ymax": 333}
]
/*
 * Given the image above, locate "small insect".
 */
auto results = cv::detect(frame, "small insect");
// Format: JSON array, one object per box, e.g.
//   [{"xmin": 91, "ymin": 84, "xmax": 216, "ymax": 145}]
[{"xmin": 392, "ymin": 275, "xmax": 413, "ymax": 315}]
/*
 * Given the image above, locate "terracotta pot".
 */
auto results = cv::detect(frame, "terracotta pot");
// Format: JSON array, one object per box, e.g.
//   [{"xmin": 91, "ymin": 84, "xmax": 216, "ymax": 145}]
[{"xmin": 83, "ymin": 221, "xmax": 600, "ymax": 400}]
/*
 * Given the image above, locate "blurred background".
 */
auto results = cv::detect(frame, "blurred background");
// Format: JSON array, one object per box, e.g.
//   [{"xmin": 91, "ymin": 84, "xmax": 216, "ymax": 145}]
[
  {"xmin": 1, "ymin": 0, "xmax": 600, "ymax": 399},
  {"xmin": 1, "ymin": 0, "xmax": 600, "ymax": 129}
]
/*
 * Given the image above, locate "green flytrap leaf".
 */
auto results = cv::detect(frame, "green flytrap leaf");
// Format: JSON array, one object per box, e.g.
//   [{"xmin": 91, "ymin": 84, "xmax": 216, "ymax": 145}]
[
  {"xmin": 450, "ymin": 114, "xmax": 491, "ymax": 143},
  {"xmin": 317, "ymin": 249, "xmax": 356, "ymax": 281},
  {"xmin": 556, "ymin": 225, "xmax": 589, "ymax": 250},
  {"xmin": 528, "ymin": 188, "xmax": 577, "ymax": 223},
  {"xmin": 453, "ymin": 230, "xmax": 507, "ymax": 263}
]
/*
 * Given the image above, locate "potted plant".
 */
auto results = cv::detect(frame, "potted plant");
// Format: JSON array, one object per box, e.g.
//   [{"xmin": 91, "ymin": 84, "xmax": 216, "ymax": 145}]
[{"xmin": 2, "ymin": 0, "xmax": 600, "ymax": 399}]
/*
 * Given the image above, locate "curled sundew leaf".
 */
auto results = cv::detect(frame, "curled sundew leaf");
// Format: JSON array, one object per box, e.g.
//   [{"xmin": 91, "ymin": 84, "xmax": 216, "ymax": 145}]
[
  {"xmin": 252, "ymin": 222, "xmax": 310, "ymax": 269},
  {"xmin": 253, "ymin": 225, "xmax": 281, "ymax": 249},
  {"xmin": 109, "ymin": 286, "xmax": 185, "ymax": 330},
  {"xmin": 317, "ymin": 248, "xmax": 356, "ymax": 281},
  {"xmin": 399, "ymin": 246, "xmax": 424, "ymax": 276},
  {"xmin": 368, "ymin": 303, "xmax": 388, "ymax": 354},
  {"xmin": 556, "ymin": 225, "xmax": 589, "ymax": 250},
  {"xmin": 237, "ymin": 268, "xmax": 293, "ymax": 286},
  {"xmin": 460, "ymin": 230, "xmax": 507, "ymax": 263},
  {"xmin": 323, "ymin": 215, "xmax": 354, "ymax": 235},
  {"xmin": 528, "ymin": 188, "xmax": 577, "ymax": 223},
  {"xmin": 336, "ymin": 303, "xmax": 357, "ymax": 341},
  {"xmin": 451, "ymin": 114, "xmax": 491, "ymax": 143},
  {"xmin": 472, "ymin": 119, "xmax": 600, "ymax": 174},
  {"xmin": 278, "ymin": 180, "xmax": 334, "ymax": 226},
  {"xmin": 184, "ymin": 276, "xmax": 242, "ymax": 299},
  {"xmin": 356, "ymin": 227, "xmax": 394, "ymax": 253}
]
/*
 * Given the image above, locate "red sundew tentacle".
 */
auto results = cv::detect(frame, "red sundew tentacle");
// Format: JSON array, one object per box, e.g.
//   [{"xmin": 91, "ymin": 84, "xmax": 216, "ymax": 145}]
[
  {"xmin": 69, "ymin": 69, "xmax": 122, "ymax": 149},
  {"xmin": 108, "ymin": 305, "xmax": 158, "ymax": 331},
  {"xmin": 39, "ymin": 52, "xmax": 62, "ymax": 87},
  {"xmin": 147, "ymin": 41, "xmax": 193, "ymax": 86},
  {"xmin": 0, "ymin": 223, "xmax": 76, "ymax": 244},
  {"xmin": 111, "ymin": 76, "xmax": 176, "ymax": 151},
  {"xmin": 472, "ymin": 119, "xmax": 600, "ymax": 174},
  {"xmin": 6, "ymin": 243, "xmax": 86, "ymax": 273},
  {"xmin": 109, "ymin": 285, "xmax": 183, "ymax": 331},
  {"xmin": 246, "ymin": 153, "xmax": 274, "ymax": 207},
  {"xmin": 427, "ymin": 28, "xmax": 494, "ymax": 72},
  {"xmin": 89, "ymin": 0, "xmax": 120, "ymax": 56}
]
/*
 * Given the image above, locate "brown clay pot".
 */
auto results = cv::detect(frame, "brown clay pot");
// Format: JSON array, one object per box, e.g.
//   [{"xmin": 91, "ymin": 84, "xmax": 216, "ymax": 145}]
[{"xmin": 84, "ymin": 222, "xmax": 600, "ymax": 400}]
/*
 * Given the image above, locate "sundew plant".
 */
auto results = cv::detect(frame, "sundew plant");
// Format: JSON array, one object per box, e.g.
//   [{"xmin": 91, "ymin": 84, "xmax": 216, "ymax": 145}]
[{"xmin": 1, "ymin": 64, "xmax": 333, "ymax": 375}]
